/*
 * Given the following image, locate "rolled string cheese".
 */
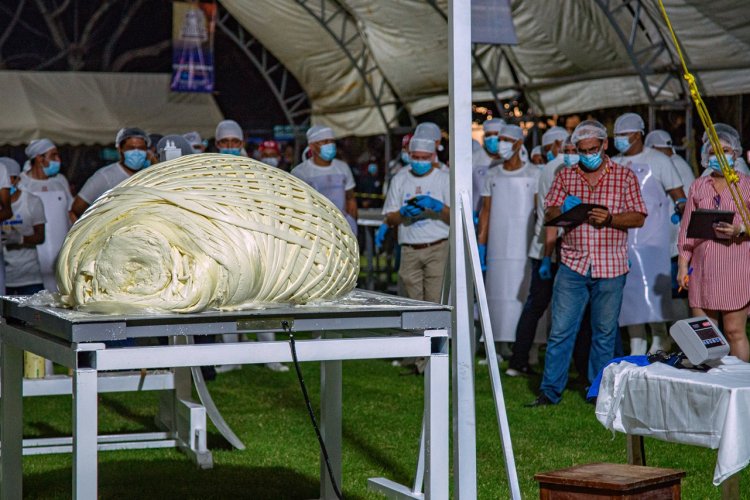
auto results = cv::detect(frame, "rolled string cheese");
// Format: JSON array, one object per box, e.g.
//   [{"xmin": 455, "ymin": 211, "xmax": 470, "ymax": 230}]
[{"xmin": 56, "ymin": 154, "xmax": 359, "ymax": 313}]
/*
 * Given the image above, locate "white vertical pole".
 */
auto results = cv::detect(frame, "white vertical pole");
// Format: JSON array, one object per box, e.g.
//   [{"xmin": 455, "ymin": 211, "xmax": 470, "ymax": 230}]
[{"xmin": 448, "ymin": 0, "xmax": 477, "ymax": 497}]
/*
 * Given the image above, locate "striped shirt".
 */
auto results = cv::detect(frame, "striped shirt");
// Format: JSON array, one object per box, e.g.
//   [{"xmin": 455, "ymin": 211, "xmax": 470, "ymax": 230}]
[
  {"xmin": 545, "ymin": 157, "xmax": 647, "ymax": 278},
  {"xmin": 678, "ymin": 174, "xmax": 750, "ymax": 311}
]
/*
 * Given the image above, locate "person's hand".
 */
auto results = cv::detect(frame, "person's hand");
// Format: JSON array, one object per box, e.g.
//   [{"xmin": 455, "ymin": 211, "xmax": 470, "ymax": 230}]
[
  {"xmin": 539, "ymin": 256, "xmax": 552, "ymax": 280},
  {"xmin": 561, "ymin": 195, "xmax": 582, "ymax": 213},
  {"xmin": 1, "ymin": 230, "xmax": 22, "ymax": 246},
  {"xmin": 676, "ymin": 266, "xmax": 690, "ymax": 291},
  {"xmin": 588, "ymin": 207, "xmax": 611, "ymax": 227},
  {"xmin": 413, "ymin": 195, "xmax": 444, "ymax": 213},
  {"xmin": 399, "ymin": 203, "xmax": 423, "ymax": 218},
  {"xmin": 478, "ymin": 244, "xmax": 487, "ymax": 272},
  {"xmin": 374, "ymin": 223, "xmax": 389, "ymax": 252},
  {"xmin": 713, "ymin": 221, "xmax": 743, "ymax": 239}
]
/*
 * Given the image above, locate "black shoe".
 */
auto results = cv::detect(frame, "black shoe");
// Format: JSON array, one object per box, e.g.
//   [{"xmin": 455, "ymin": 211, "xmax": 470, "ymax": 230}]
[{"xmin": 524, "ymin": 394, "xmax": 555, "ymax": 407}]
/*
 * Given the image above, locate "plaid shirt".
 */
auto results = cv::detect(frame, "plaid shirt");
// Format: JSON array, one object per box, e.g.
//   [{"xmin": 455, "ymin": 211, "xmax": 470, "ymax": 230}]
[{"xmin": 545, "ymin": 157, "xmax": 647, "ymax": 278}]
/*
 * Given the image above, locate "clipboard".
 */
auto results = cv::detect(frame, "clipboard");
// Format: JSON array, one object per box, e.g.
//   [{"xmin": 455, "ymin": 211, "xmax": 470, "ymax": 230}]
[
  {"xmin": 686, "ymin": 209, "xmax": 735, "ymax": 239},
  {"xmin": 545, "ymin": 203, "xmax": 607, "ymax": 228}
]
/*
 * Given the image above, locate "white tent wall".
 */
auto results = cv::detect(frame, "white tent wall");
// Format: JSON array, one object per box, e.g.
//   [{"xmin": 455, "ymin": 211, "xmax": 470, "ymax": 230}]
[{"xmin": 0, "ymin": 71, "xmax": 224, "ymax": 146}]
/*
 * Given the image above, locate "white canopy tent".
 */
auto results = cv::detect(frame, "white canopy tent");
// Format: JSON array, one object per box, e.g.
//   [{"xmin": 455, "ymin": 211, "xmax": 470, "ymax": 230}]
[
  {"xmin": 221, "ymin": 0, "xmax": 750, "ymax": 136},
  {"xmin": 0, "ymin": 71, "xmax": 224, "ymax": 146}
]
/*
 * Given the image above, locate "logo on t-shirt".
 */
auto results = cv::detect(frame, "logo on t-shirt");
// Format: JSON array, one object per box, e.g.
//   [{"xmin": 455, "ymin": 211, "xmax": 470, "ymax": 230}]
[{"xmin": 415, "ymin": 186, "xmax": 423, "ymax": 195}]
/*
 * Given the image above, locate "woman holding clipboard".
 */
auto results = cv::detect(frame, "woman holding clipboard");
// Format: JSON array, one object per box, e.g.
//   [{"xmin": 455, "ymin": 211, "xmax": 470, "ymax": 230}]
[{"xmin": 677, "ymin": 131, "xmax": 750, "ymax": 361}]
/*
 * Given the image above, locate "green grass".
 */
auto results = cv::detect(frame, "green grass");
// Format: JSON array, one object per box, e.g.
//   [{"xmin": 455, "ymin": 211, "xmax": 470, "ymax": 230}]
[{"xmin": 19, "ymin": 359, "xmax": 749, "ymax": 499}]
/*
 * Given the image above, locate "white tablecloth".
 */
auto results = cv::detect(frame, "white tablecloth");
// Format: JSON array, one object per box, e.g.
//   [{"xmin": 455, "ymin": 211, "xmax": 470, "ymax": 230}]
[{"xmin": 596, "ymin": 358, "xmax": 750, "ymax": 485}]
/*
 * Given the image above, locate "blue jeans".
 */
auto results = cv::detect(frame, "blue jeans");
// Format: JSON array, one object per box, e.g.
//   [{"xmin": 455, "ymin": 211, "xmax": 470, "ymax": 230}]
[{"xmin": 540, "ymin": 264, "xmax": 626, "ymax": 403}]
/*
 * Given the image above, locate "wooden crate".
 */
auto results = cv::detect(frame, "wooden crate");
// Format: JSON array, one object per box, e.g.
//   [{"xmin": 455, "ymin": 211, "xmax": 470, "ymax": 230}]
[{"xmin": 535, "ymin": 463, "xmax": 685, "ymax": 499}]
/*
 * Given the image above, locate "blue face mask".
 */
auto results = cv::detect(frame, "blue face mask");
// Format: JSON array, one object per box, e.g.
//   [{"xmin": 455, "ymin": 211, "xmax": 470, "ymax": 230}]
[
  {"xmin": 484, "ymin": 135, "xmax": 499, "ymax": 155},
  {"xmin": 43, "ymin": 160, "xmax": 61, "ymax": 177},
  {"xmin": 367, "ymin": 163, "xmax": 378, "ymax": 175},
  {"xmin": 319, "ymin": 143, "xmax": 337, "ymax": 162},
  {"xmin": 579, "ymin": 151, "xmax": 603, "ymax": 171},
  {"xmin": 401, "ymin": 151, "xmax": 410, "ymax": 164},
  {"xmin": 546, "ymin": 150, "xmax": 555, "ymax": 162},
  {"xmin": 123, "ymin": 149, "xmax": 148, "ymax": 170},
  {"xmin": 614, "ymin": 136, "xmax": 632, "ymax": 153},
  {"xmin": 9, "ymin": 185, "xmax": 17, "ymax": 196},
  {"xmin": 563, "ymin": 153, "xmax": 580, "ymax": 167},
  {"xmin": 708, "ymin": 155, "xmax": 734, "ymax": 175},
  {"xmin": 219, "ymin": 148, "xmax": 242, "ymax": 156},
  {"xmin": 410, "ymin": 160, "xmax": 432, "ymax": 176}
]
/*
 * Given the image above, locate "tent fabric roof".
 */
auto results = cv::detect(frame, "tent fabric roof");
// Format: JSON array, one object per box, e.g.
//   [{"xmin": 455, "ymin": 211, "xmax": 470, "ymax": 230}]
[
  {"xmin": 222, "ymin": 0, "xmax": 750, "ymax": 136},
  {"xmin": 0, "ymin": 71, "xmax": 224, "ymax": 146}
]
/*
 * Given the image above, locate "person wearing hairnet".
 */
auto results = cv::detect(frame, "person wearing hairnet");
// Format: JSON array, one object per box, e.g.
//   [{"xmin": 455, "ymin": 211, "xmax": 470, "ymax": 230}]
[
  {"xmin": 471, "ymin": 118, "xmax": 505, "ymax": 217},
  {"xmin": 1, "ymin": 157, "xmax": 46, "ymax": 296},
  {"xmin": 699, "ymin": 123, "xmax": 750, "ymax": 176},
  {"xmin": 528, "ymin": 120, "xmax": 646, "ymax": 406},
  {"xmin": 70, "ymin": 127, "xmax": 155, "ymax": 219},
  {"xmin": 183, "ymin": 131, "xmax": 207, "ymax": 153},
  {"xmin": 292, "ymin": 125, "xmax": 358, "ymax": 234},
  {"xmin": 215, "ymin": 120, "xmax": 247, "ymax": 156},
  {"xmin": 385, "ymin": 134, "xmax": 413, "ymax": 196},
  {"xmin": 530, "ymin": 146, "xmax": 545, "ymax": 165},
  {"xmin": 413, "ymin": 122, "xmax": 449, "ymax": 172},
  {"xmin": 258, "ymin": 140, "xmax": 282, "ymax": 168},
  {"xmin": 677, "ymin": 129, "xmax": 750, "ymax": 361},
  {"xmin": 382, "ymin": 137, "xmax": 450, "ymax": 303},
  {"xmin": 506, "ymin": 128, "xmax": 576, "ymax": 377},
  {"xmin": 612, "ymin": 113, "xmax": 686, "ymax": 356},
  {"xmin": 477, "ymin": 124, "xmax": 540, "ymax": 361}
]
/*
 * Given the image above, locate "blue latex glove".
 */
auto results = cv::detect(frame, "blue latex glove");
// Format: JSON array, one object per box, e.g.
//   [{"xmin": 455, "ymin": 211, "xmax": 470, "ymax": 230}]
[
  {"xmin": 561, "ymin": 194, "xmax": 582, "ymax": 213},
  {"xmin": 375, "ymin": 223, "xmax": 388, "ymax": 251},
  {"xmin": 670, "ymin": 212, "xmax": 681, "ymax": 225},
  {"xmin": 538, "ymin": 256, "xmax": 552, "ymax": 280},
  {"xmin": 399, "ymin": 203, "xmax": 423, "ymax": 218},
  {"xmin": 478, "ymin": 244, "xmax": 487, "ymax": 272},
  {"xmin": 413, "ymin": 195, "xmax": 444, "ymax": 213},
  {"xmin": 473, "ymin": 210, "xmax": 480, "ymax": 227}
]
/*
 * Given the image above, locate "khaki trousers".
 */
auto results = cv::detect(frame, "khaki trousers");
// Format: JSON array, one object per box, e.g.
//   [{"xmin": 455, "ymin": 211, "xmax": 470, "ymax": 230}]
[{"xmin": 399, "ymin": 240, "xmax": 449, "ymax": 303}]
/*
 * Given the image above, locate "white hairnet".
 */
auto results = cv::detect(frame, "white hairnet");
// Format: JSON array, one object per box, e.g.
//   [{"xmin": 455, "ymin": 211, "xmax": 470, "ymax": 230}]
[
  {"xmin": 499, "ymin": 124, "xmax": 524, "ymax": 141},
  {"xmin": 531, "ymin": 145, "xmax": 542, "ymax": 156},
  {"xmin": 25, "ymin": 138, "xmax": 56, "ymax": 159},
  {"xmin": 542, "ymin": 126, "xmax": 569, "ymax": 146},
  {"xmin": 306, "ymin": 125, "xmax": 335, "ymax": 143},
  {"xmin": 644, "ymin": 130, "xmax": 673, "ymax": 149},
  {"xmin": 702, "ymin": 130, "xmax": 741, "ymax": 165},
  {"xmin": 115, "ymin": 127, "xmax": 150, "ymax": 148},
  {"xmin": 0, "ymin": 157, "xmax": 21, "ymax": 177},
  {"xmin": 215, "ymin": 120, "xmax": 243, "ymax": 142},
  {"xmin": 614, "ymin": 113, "xmax": 645, "ymax": 134},
  {"xmin": 571, "ymin": 120, "xmax": 607, "ymax": 145},
  {"xmin": 483, "ymin": 118, "xmax": 506, "ymax": 133},
  {"xmin": 157, "ymin": 135, "xmax": 195, "ymax": 158},
  {"xmin": 183, "ymin": 131, "xmax": 203, "ymax": 146},
  {"xmin": 562, "ymin": 135, "xmax": 575, "ymax": 149},
  {"xmin": 409, "ymin": 137, "xmax": 436, "ymax": 154},
  {"xmin": 702, "ymin": 123, "xmax": 742, "ymax": 154},
  {"xmin": 414, "ymin": 122, "xmax": 442, "ymax": 142}
]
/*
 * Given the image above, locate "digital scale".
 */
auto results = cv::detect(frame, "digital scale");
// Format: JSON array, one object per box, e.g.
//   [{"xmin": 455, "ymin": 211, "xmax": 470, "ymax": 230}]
[{"xmin": 669, "ymin": 317, "xmax": 730, "ymax": 365}]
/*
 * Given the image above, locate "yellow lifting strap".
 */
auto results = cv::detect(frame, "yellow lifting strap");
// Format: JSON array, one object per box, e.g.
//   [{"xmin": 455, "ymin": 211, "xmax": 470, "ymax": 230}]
[{"xmin": 657, "ymin": 0, "xmax": 750, "ymax": 230}]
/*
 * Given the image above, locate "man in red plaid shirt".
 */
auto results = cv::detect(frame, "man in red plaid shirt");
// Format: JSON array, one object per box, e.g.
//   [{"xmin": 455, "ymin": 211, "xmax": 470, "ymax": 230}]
[{"xmin": 527, "ymin": 120, "xmax": 647, "ymax": 406}]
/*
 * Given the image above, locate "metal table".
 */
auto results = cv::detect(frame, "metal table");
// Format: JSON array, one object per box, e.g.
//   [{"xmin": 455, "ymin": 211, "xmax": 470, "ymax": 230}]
[{"xmin": 0, "ymin": 290, "xmax": 450, "ymax": 500}]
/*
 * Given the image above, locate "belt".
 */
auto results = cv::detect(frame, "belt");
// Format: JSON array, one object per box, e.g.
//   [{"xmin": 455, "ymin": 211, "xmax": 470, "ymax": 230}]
[{"xmin": 402, "ymin": 238, "xmax": 447, "ymax": 250}]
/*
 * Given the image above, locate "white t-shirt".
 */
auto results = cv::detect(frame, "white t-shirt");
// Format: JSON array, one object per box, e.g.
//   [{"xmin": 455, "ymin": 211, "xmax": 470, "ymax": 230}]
[
  {"xmin": 612, "ymin": 147, "xmax": 683, "ymax": 192},
  {"xmin": 472, "ymin": 147, "xmax": 502, "ymax": 213},
  {"xmin": 78, "ymin": 162, "xmax": 131, "ymax": 204},
  {"xmin": 382, "ymin": 167, "xmax": 450, "ymax": 245},
  {"xmin": 291, "ymin": 158, "xmax": 356, "ymax": 191},
  {"xmin": 480, "ymin": 161, "xmax": 540, "ymax": 198},
  {"xmin": 670, "ymin": 154, "xmax": 695, "ymax": 193},
  {"xmin": 18, "ymin": 172, "xmax": 73, "ymax": 209},
  {"xmin": 4, "ymin": 191, "xmax": 46, "ymax": 287},
  {"xmin": 528, "ymin": 156, "xmax": 565, "ymax": 260}
]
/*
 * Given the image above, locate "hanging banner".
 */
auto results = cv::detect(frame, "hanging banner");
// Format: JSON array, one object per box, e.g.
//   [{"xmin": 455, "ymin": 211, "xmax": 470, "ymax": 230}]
[{"xmin": 171, "ymin": 1, "xmax": 216, "ymax": 93}]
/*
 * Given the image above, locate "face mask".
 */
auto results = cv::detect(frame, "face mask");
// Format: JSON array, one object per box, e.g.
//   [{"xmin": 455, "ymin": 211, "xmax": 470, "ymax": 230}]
[
  {"xmin": 262, "ymin": 157, "xmax": 279, "ymax": 167},
  {"xmin": 401, "ymin": 151, "xmax": 410, "ymax": 165},
  {"xmin": 484, "ymin": 135, "xmax": 499, "ymax": 155},
  {"xmin": 708, "ymin": 155, "xmax": 734, "ymax": 175},
  {"xmin": 579, "ymin": 151, "xmax": 603, "ymax": 171},
  {"xmin": 43, "ymin": 160, "xmax": 61, "ymax": 177},
  {"xmin": 192, "ymin": 147, "xmax": 203, "ymax": 154},
  {"xmin": 367, "ymin": 163, "xmax": 378, "ymax": 175},
  {"xmin": 123, "ymin": 149, "xmax": 148, "ymax": 170},
  {"xmin": 563, "ymin": 153, "xmax": 579, "ymax": 167},
  {"xmin": 614, "ymin": 136, "xmax": 632, "ymax": 153},
  {"xmin": 410, "ymin": 160, "xmax": 432, "ymax": 176},
  {"xmin": 219, "ymin": 148, "xmax": 242, "ymax": 156},
  {"xmin": 546, "ymin": 150, "xmax": 555, "ymax": 162},
  {"xmin": 9, "ymin": 185, "xmax": 17, "ymax": 196},
  {"xmin": 498, "ymin": 141, "xmax": 515, "ymax": 160},
  {"xmin": 319, "ymin": 143, "xmax": 337, "ymax": 162}
]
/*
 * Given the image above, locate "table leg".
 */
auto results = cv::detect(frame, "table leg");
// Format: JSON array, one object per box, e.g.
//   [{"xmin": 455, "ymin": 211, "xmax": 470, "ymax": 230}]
[
  {"xmin": 320, "ymin": 358, "xmax": 342, "ymax": 500},
  {"xmin": 721, "ymin": 473, "xmax": 739, "ymax": 500},
  {"xmin": 1, "ymin": 340, "xmax": 24, "ymax": 499},
  {"xmin": 627, "ymin": 434, "xmax": 645, "ymax": 466},
  {"xmin": 424, "ymin": 349, "xmax": 449, "ymax": 500},
  {"xmin": 73, "ymin": 367, "xmax": 98, "ymax": 500}
]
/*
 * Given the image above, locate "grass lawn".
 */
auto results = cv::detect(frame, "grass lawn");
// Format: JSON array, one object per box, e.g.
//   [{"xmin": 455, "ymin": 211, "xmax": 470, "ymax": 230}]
[{"xmin": 20, "ymin": 357, "xmax": 749, "ymax": 499}]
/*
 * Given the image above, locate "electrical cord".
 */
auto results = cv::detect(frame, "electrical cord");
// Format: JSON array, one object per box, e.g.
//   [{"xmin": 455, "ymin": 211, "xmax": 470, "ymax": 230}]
[{"xmin": 283, "ymin": 321, "xmax": 344, "ymax": 500}]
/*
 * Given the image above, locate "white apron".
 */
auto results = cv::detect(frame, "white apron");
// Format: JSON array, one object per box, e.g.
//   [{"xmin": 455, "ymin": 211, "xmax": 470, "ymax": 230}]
[
  {"xmin": 485, "ymin": 173, "xmax": 536, "ymax": 342},
  {"xmin": 619, "ymin": 161, "xmax": 675, "ymax": 326},
  {"xmin": 34, "ymin": 191, "xmax": 71, "ymax": 292},
  {"xmin": 308, "ymin": 173, "xmax": 358, "ymax": 235}
]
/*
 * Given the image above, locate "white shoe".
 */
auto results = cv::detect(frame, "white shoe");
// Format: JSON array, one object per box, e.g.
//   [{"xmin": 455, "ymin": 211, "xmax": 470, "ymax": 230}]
[
  {"xmin": 478, "ymin": 354, "xmax": 503, "ymax": 366},
  {"xmin": 265, "ymin": 362, "xmax": 289, "ymax": 372},
  {"xmin": 391, "ymin": 360, "xmax": 402, "ymax": 367}
]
